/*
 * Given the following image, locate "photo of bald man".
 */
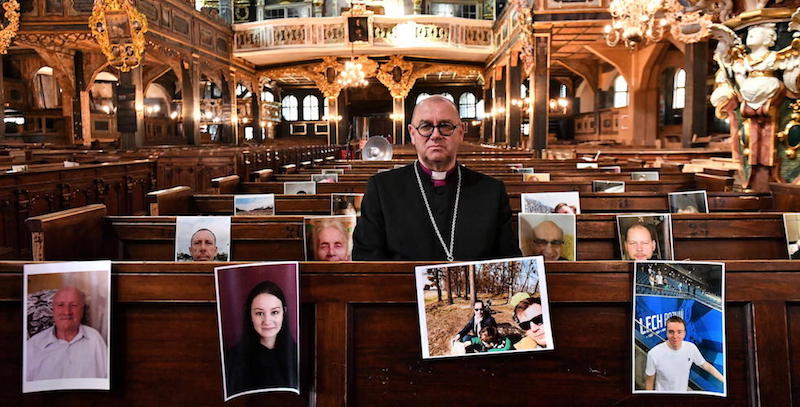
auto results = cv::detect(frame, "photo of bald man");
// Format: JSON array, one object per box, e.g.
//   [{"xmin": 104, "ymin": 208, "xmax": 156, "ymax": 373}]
[{"xmin": 518, "ymin": 214, "xmax": 576, "ymax": 261}]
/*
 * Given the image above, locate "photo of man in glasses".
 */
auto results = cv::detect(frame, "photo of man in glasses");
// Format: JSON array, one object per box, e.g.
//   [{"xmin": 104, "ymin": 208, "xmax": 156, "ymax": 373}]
[
  {"xmin": 512, "ymin": 296, "xmax": 548, "ymax": 349},
  {"xmin": 519, "ymin": 214, "xmax": 576, "ymax": 261},
  {"xmin": 452, "ymin": 299, "xmax": 496, "ymax": 343}
]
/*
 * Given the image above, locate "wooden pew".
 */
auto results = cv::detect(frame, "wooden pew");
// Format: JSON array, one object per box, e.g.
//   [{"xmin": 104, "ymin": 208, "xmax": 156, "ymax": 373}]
[
  {"xmin": 770, "ymin": 182, "xmax": 800, "ymax": 211},
  {"xmin": 28, "ymin": 206, "xmax": 791, "ymax": 261},
  {"xmin": 0, "ymin": 259, "xmax": 795, "ymax": 405},
  {"xmin": 147, "ymin": 189, "xmax": 774, "ymax": 217}
]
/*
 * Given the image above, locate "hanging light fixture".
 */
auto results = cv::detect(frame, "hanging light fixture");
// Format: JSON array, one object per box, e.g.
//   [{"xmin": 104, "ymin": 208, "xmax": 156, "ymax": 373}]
[
  {"xmin": 604, "ymin": 0, "xmax": 668, "ymax": 49},
  {"xmin": 338, "ymin": 58, "xmax": 369, "ymax": 88}
]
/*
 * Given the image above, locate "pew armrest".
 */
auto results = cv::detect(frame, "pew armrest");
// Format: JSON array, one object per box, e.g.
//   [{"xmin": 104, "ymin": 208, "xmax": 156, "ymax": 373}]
[
  {"xmin": 769, "ymin": 182, "xmax": 800, "ymax": 211},
  {"xmin": 211, "ymin": 175, "xmax": 240, "ymax": 194},
  {"xmin": 146, "ymin": 186, "xmax": 192, "ymax": 215},
  {"xmin": 26, "ymin": 204, "xmax": 107, "ymax": 261},
  {"xmin": 250, "ymin": 168, "xmax": 274, "ymax": 182}
]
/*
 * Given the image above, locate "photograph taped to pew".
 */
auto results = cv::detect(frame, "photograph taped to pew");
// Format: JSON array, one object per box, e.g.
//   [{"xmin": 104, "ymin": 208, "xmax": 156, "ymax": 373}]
[
  {"xmin": 519, "ymin": 214, "xmax": 576, "ymax": 261},
  {"xmin": 511, "ymin": 167, "xmax": 535, "ymax": 174},
  {"xmin": 617, "ymin": 214, "xmax": 674, "ymax": 261},
  {"xmin": 234, "ymin": 194, "xmax": 275, "ymax": 216},
  {"xmin": 632, "ymin": 261, "xmax": 726, "ymax": 396},
  {"xmin": 23, "ymin": 261, "xmax": 111, "ymax": 393},
  {"xmin": 322, "ymin": 168, "xmax": 344, "ymax": 175},
  {"xmin": 415, "ymin": 256, "xmax": 553, "ymax": 359},
  {"xmin": 631, "ymin": 171, "xmax": 660, "ymax": 181},
  {"xmin": 600, "ymin": 165, "xmax": 622, "ymax": 173},
  {"xmin": 284, "ymin": 181, "xmax": 316, "ymax": 195},
  {"xmin": 784, "ymin": 213, "xmax": 800, "ymax": 259},
  {"xmin": 331, "ymin": 193, "xmax": 363, "ymax": 216},
  {"xmin": 593, "ymin": 180, "xmax": 625, "ymax": 193},
  {"xmin": 521, "ymin": 191, "xmax": 581, "ymax": 214},
  {"xmin": 522, "ymin": 173, "xmax": 550, "ymax": 182},
  {"xmin": 175, "ymin": 216, "xmax": 231, "ymax": 261},
  {"xmin": 215, "ymin": 262, "xmax": 300, "ymax": 400},
  {"xmin": 577, "ymin": 162, "xmax": 599, "ymax": 169},
  {"xmin": 303, "ymin": 215, "xmax": 357, "ymax": 261},
  {"xmin": 311, "ymin": 173, "xmax": 338, "ymax": 183},
  {"xmin": 668, "ymin": 191, "xmax": 709, "ymax": 214}
]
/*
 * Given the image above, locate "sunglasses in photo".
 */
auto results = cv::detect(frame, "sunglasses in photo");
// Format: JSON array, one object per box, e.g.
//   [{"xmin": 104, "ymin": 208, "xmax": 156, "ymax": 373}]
[{"xmin": 518, "ymin": 314, "xmax": 544, "ymax": 331}]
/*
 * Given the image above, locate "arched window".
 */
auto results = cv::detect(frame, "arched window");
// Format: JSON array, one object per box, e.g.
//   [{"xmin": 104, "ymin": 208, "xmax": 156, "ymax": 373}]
[
  {"xmin": 459, "ymin": 92, "xmax": 477, "ymax": 118},
  {"xmin": 302, "ymin": 95, "xmax": 319, "ymax": 120},
  {"xmin": 559, "ymin": 83, "xmax": 567, "ymax": 98},
  {"xmin": 416, "ymin": 93, "xmax": 430, "ymax": 104},
  {"xmin": 282, "ymin": 95, "xmax": 298, "ymax": 121},
  {"xmin": 613, "ymin": 75, "xmax": 628, "ymax": 108},
  {"xmin": 261, "ymin": 88, "xmax": 275, "ymax": 102},
  {"xmin": 672, "ymin": 69, "xmax": 686, "ymax": 109},
  {"xmin": 440, "ymin": 92, "xmax": 454, "ymax": 102},
  {"xmin": 236, "ymin": 84, "xmax": 251, "ymax": 98}
]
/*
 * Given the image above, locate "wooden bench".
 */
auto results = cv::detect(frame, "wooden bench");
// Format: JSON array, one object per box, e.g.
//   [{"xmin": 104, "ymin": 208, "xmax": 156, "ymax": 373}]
[
  {"xmin": 27, "ymin": 205, "xmax": 791, "ymax": 261},
  {"xmin": 0, "ymin": 259, "xmax": 794, "ymax": 405}
]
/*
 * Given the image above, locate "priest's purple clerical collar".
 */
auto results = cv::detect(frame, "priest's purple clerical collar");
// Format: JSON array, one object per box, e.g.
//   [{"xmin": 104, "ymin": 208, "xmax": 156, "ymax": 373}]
[{"xmin": 418, "ymin": 162, "xmax": 457, "ymax": 187}]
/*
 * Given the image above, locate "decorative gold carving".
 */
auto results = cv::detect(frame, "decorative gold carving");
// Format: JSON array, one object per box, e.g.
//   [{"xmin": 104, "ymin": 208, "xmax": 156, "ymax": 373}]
[
  {"xmin": 510, "ymin": 0, "xmax": 534, "ymax": 75},
  {"xmin": 308, "ymin": 56, "xmax": 346, "ymax": 99},
  {"xmin": 777, "ymin": 99, "xmax": 800, "ymax": 160},
  {"xmin": 89, "ymin": 0, "xmax": 148, "ymax": 72},
  {"xmin": 666, "ymin": 0, "xmax": 714, "ymax": 44},
  {"xmin": 14, "ymin": 33, "xmax": 93, "ymax": 55},
  {"xmin": 0, "ymin": 0, "xmax": 20, "ymax": 55},
  {"xmin": 375, "ymin": 55, "xmax": 415, "ymax": 99}
]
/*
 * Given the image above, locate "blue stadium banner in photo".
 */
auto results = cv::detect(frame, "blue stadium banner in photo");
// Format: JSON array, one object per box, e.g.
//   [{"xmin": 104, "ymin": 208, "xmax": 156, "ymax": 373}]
[{"xmin": 635, "ymin": 295, "xmax": 724, "ymax": 394}]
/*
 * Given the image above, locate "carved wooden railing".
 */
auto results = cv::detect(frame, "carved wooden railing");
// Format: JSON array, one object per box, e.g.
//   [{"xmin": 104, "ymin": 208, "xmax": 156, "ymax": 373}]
[{"xmin": 233, "ymin": 15, "xmax": 493, "ymax": 54}]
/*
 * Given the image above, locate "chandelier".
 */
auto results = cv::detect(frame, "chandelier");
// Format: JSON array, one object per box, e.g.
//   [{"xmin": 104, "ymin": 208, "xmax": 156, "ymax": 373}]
[
  {"xmin": 338, "ymin": 58, "xmax": 369, "ymax": 88},
  {"xmin": 605, "ymin": 0, "xmax": 668, "ymax": 49}
]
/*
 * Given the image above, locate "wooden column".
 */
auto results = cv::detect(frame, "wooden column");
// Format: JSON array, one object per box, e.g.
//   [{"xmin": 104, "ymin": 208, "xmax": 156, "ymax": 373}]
[
  {"xmin": 493, "ymin": 69, "xmax": 506, "ymax": 144},
  {"xmin": 182, "ymin": 58, "xmax": 201, "ymax": 145},
  {"xmin": 117, "ymin": 69, "xmax": 144, "ymax": 149},
  {"xmin": 328, "ymin": 97, "xmax": 339, "ymax": 145},
  {"xmin": 532, "ymin": 34, "xmax": 550, "ymax": 155},
  {"xmin": 0, "ymin": 55, "xmax": 5, "ymax": 141},
  {"xmin": 72, "ymin": 51, "xmax": 84, "ymax": 145},
  {"xmin": 507, "ymin": 61, "xmax": 522, "ymax": 147},
  {"xmin": 482, "ymin": 86, "xmax": 492, "ymax": 143},
  {"xmin": 251, "ymin": 90, "xmax": 262, "ymax": 143},
  {"xmin": 392, "ymin": 97, "xmax": 404, "ymax": 145},
  {"xmin": 682, "ymin": 41, "xmax": 708, "ymax": 148}
]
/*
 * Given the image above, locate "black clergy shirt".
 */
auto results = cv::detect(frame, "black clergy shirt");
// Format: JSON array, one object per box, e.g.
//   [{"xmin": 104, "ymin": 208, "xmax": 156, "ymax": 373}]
[{"xmin": 352, "ymin": 162, "xmax": 521, "ymax": 261}]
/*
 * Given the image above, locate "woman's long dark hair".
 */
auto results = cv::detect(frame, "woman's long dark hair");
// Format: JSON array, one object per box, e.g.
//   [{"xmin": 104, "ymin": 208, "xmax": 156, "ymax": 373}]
[{"xmin": 239, "ymin": 280, "xmax": 292, "ymax": 352}]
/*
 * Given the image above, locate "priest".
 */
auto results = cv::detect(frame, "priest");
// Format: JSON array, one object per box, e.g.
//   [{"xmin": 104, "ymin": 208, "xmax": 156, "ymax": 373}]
[{"xmin": 352, "ymin": 95, "xmax": 521, "ymax": 261}]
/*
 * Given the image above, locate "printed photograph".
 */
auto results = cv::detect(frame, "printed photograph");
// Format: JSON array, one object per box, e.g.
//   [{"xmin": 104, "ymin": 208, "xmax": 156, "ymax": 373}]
[
  {"xmin": 521, "ymin": 191, "xmax": 581, "ymax": 214},
  {"xmin": 175, "ymin": 216, "xmax": 231, "ymax": 261},
  {"xmin": 415, "ymin": 256, "xmax": 554, "ymax": 359},
  {"xmin": 234, "ymin": 194, "xmax": 275, "ymax": 216},
  {"xmin": 284, "ymin": 181, "xmax": 316, "ymax": 195},
  {"xmin": 593, "ymin": 180, "xmax": 625, "ymax": 193},
  {"xmin": 617, "ymin": 214, "xmax": 674, "ymax": 261},
  {"xmin": 632, "ymin": 261, "xmax": 726, "ymax": 396},
  {"xmin": 311, "ymin": 173, "xmax": 338, "ymax": 183},
  {"xmin": 631, "ymin": 171, "xmax": 660, "ymax": 181},
  {"xmin": 331, "ymin": 193, "xmax": 363, "ymax": 216},
  {"xmin": 784, "ymin": 213, "xmax": 800, "ymax": 260},
  {"xmin": 23, "ymin": 261, "xmax": 111, "ymax": 393},
  {"xmin": 518, "ymin": 214, "xmax": 576, "ymax": 261},
  {"xmin": 523, "ymin": 173, "xmax": 551, "ymax": 182},
  {"xmin": 322, "ymin": 169, "xmax": 344, "ymax": 175},
  {"xmin": 303, "ymin": 215, "xmax": 357, "ymax": 261},
  {"xmin": 669, "ymin": 191, "xmax": 709, "ymax": 214},
  {"xmin": 215, "ymin": 262, "xmax": 300, "ymax": 400},
  {"xmin": 599, "ymin": 166, "xmax": 622, "ymax": 173},
  {"xmin": 511, "ymin": 167, "xmax": 535, "ymax": 174},
  {"xmin": 577, "ymin": 162, "xmax": 598, "ymax": 169}
]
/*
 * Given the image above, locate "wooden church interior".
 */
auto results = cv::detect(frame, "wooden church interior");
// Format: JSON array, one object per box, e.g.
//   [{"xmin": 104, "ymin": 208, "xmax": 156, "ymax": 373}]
[{"xmin": 2, "ymin": 0, "xmax": 800, "ymax": 404}]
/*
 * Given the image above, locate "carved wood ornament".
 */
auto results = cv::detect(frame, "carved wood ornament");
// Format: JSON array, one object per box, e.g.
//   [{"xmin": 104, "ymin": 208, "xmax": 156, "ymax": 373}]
[
  {"xmin": 89, "ymin": 0, "xmax": 148, "ymax": 72},
  {"xmin": 0, "ymin": 0, "xmax": 19, "ymax": 54}
]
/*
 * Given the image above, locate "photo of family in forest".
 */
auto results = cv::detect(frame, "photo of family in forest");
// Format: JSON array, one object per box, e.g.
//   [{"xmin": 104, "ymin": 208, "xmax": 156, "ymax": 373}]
[{"xmin": 415, "ymin": 256, "xmax": 553, "ymax": 359}]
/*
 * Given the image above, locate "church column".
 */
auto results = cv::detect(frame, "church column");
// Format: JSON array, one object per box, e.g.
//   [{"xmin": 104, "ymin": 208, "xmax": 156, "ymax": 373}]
[
  {"xmin": 338, "ymin": 91, "xmax": 348, "ymax": 144},
  {"xmin": 682, "ymin": 41, "xmax": 708, "ymax": 148},
  {"xmin": 493, "ymin": 66, "xmax": 506, "ymax": 144},
  {"xmin": 507, "ymin": 56, "xmax": 522, "ymax": 147},
  {"xmin": 117, "ymin": 68, "xmax": 144, "ymax": 148},
  {"xmin": 72, "ymin": 51, "xmax": 84, "ymax": 145},
  {"xmin": 219, "ymin": 73, "xmax": 235, "ymax": 144},
  {"xmin": 182, "ymin": 57, "xmax": 201, "ymax": 145},
  {"xmin": 251, "ymin": 88, "xmax": 262, "ymax": 143},
  {"xmin": 482, "ymin": 85, "xmax": 492, "ymax": 143},
  {"xmin": 327, "ymin": 96, "xmax": 339, "ymax": 145},
  {"xmin": 531, "ymin": 33, "xmax": 550, "ymax": 155},
  {"xmin": 392, "ymin": 97, "xmax": 404, "ymax": 144},
  {"xmin": 0, "ymin": 55, "xmax": 5, "ymax": 141}
]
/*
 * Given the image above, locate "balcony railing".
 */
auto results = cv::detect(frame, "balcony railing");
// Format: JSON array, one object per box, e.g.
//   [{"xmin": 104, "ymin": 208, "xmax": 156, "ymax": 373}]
[{"xmin": 233, "ymin": 15, "xmax": 493, "ymax": 54}]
